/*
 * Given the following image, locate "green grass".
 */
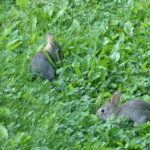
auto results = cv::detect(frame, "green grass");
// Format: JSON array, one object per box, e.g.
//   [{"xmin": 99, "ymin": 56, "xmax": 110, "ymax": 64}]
[{"xmin": 0, "ymin": 0, "xmax": 150, "ymax": 149}]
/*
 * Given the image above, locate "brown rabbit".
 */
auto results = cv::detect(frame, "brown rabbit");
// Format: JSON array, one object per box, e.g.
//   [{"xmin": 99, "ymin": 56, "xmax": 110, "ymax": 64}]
[
  {"xmin": 96, "ymin": 91, "xmax": 150, "ymax": 124},
  {"xmin": 29, "ymin": 32, "xmax": 64, "ymax": 81}
]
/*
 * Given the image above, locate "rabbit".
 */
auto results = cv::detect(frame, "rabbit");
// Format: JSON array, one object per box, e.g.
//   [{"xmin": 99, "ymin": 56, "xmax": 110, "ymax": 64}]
[
  {"xmin": 96, "ymin": 91, "xmax": 150, "ymax": 124},
  {"xmin": 29, "ymin": 32, "xmax": 64, "ymax": 81}
]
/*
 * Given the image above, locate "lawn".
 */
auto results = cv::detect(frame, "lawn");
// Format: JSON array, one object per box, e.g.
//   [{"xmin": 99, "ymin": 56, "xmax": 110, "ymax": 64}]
[{"xmin": 0, "ymin": 0, "xmax": 150, "ymax": 149}]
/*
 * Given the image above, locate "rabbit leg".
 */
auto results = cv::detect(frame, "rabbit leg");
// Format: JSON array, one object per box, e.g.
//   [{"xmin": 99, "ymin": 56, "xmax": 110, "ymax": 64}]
[{"xmin": 135, "ymin": 116, "xmax": 148, "ymax": 124}]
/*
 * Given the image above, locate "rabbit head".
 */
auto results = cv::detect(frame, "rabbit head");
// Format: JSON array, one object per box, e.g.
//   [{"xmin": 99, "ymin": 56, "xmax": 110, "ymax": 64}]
[
  {"xmin": 96, "ymin": 91, "xmax": 121, "ymax": 121},
  {"xmin": 44, "ymin": 32, "xmax": 64, "ymax": 62}
]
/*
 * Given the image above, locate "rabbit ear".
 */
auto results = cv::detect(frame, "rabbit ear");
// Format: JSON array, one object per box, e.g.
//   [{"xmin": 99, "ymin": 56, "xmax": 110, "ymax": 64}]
[
  {"xmin": 44, "ymin": 32, "xmax": 54, "ymax": 51},
  {"xmin": 46, "ymin": 32, "xmax": 54, "ymax": 45},
  {"xmin": 110, "ymin": 91, "xmax": 121, "ymax": 105}
]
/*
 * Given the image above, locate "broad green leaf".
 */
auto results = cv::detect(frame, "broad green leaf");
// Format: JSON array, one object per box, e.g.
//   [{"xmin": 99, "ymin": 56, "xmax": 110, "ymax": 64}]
[
  {"xmin": 32, "ymin": 16, "xmax": 37, "ymax": 32},
  {"xmin": 103, "ymin": 37, "xmax": 110, "ymax": 46},
  {"xmin": 124, "ymin": 21, "xmax": 134, "ymax": 35},
  {"xmin": 0, "ymin": 107, "xmax": 11, "ymax": 115},
  {"xmin": 111, "ymin": 52, "xmax": 120, "ymax": 62},
  {"xmin": 57, "ymin": 8, "xmax": 66, "ymax": 19},
  {"xmin": 73, "ymin": 60, "xmax": 82, "ymax": 78},
  {"xmin": 43, "ymin": 50, "xmax": 57, "ymax": 69},
  {"xmin": 0, "ymin": 125, "xmax": 8, "ymax": 139},
  {"xmin": 69, "ymin": 19, "xmax": 81, "ymax": 32},
  {"xmin": 16, "ymin": 0, "xmax": 29, "ymax": 7},
  {"xmin": 1, "ymin": 22, "xmax": 20, "ymax": 39},
  {"xmin": 6, "ymin": 38, "xmax": 23, "ymax": 51}
]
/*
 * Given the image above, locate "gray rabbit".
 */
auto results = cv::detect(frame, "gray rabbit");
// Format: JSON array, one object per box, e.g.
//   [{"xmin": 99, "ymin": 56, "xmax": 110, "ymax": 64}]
[
  {"xmin": 96, "ymin": 91, "xmax": 150, "ymax": 124},
  {"xmin": 29, "ymin": 32, "xmax": 64, "ymax": 81}
]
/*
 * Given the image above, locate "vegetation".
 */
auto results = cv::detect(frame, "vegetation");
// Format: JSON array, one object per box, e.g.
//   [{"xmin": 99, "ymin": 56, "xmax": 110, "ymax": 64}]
[{"xmin": 0, "ymin": 0, "xmax": 150, "ymax": 149}]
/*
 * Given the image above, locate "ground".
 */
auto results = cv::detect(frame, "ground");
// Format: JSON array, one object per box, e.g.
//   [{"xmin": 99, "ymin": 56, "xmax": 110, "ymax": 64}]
[{"xmin": 0, "ymin": 0, "xmax": 150, "ymax": 149}]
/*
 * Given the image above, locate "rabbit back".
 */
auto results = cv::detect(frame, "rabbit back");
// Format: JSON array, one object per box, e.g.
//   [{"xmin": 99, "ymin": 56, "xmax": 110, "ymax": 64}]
[
  {"xmin": 30, "ymin": 51, "xmax": 55, "ymax": 81},
  {"xmin": 121, "ymin": 100, "xmax": 150, "ymax": 124}
]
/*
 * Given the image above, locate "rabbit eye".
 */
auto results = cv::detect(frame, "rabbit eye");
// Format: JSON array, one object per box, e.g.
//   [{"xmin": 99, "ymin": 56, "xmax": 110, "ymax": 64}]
[{"xmin": 101, "ymin": 109, "xmax": 105, "ymax": 113}]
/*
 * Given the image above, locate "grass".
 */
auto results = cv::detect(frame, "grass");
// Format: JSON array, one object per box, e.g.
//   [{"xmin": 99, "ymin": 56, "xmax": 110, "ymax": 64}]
[{"xmin": 0, "ymin": 0, "xmax": 150, "ymax": 149}]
